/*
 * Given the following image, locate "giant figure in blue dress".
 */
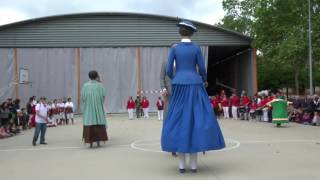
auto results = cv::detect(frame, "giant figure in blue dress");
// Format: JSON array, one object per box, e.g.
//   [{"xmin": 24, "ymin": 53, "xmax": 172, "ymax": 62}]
[{"xmin": 161, "ymin": 20, "xmax": 225, "ymax": 173}]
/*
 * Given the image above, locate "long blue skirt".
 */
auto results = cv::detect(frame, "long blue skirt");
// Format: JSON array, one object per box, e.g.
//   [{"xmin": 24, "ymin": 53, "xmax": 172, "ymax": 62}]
[{"xmin": 161, "ymin": 84, "xmax": 225, "ymax": 153}]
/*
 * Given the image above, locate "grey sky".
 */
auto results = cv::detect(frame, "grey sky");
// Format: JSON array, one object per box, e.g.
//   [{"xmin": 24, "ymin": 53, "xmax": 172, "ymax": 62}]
[{"xmin": 0, "ymin": 0, "xmax": 225, "ymax": 25}]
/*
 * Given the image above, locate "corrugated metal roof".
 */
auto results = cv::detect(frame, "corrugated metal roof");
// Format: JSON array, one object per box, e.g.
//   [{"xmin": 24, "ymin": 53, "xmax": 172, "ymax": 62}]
[{"xmin": 0, "ymin": 12, "xmax": 252, "ymax": 47}]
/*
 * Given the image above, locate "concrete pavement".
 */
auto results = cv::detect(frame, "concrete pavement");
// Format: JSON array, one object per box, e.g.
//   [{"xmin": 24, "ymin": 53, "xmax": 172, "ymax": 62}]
[{"xmin": 0, "ymin": 114, "xmax": 319, "ymax": 180}]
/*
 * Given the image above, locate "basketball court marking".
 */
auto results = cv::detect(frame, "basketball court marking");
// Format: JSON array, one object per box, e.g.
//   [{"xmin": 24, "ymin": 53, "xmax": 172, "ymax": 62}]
[
  {"xmin": 241, "ymin": 139, "xmax": 320, "ymax": 144},
  {"xmin": 130, "ymin": 138, "xmax": 241, "ymax": 153}
]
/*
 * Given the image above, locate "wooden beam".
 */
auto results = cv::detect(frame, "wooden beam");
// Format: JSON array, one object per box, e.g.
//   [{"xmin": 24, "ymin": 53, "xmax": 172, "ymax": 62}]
[
  {"xmin": 13, "ymin": 48, "xmax": 19, "ymax": 99},
  {"xmin": 77, "ymin": 48, "xmax": 81, "ymax": 112},
  {"xmin": 252, "ymin": 48, "xmax": 258, "ymax": 93},
  {"xmin": 136, "ymin": 47, "xmax": 142, "ymax": 95}
]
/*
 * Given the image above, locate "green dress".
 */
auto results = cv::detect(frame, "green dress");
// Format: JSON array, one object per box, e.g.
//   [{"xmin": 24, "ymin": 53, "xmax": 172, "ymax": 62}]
[
  {"xmin": 81, "ymin": 80, "xmax": 106, "ymax": 126},
  {"xmin": 270, "ymin": 99, "xmax": 289, "ymax": 124},
  {"xmin": 81, "ymin": 80, "xmax": 108, "ymax": 143}
]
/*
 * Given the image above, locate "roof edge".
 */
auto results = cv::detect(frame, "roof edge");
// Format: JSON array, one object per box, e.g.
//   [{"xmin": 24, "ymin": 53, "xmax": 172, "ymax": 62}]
[{"xmin": 0, "ymin": 12, "xmax": 252, "ymax": 41}]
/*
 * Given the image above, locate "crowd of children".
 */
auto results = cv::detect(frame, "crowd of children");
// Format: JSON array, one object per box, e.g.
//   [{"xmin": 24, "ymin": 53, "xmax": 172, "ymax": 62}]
[
  {"xmin": 288, "ymin": 95, "xmax": 320, "ymax": 126},
  {"xmin": 210, "ymin": 89, "xmax": 320, "ymax": 126},
  {"xmin": 210, "ymin": 90, "xmax": 260, "ymax": 121},
  {"xmin": 0, "ymin": 96, "xmax": 75, "ymax": 139},
  {"xmin": 126, "ymin": 95, "xmax": 164, "ymax": 121},
  {"xmin": 0, "ymin": 98, "xmax": 27, "ymax": 138},
  {"xmin": 46, "ymin": 97, "xmax": 75, "ymax": 127},
  {"xmin": 125, "ymin": 89, "xmax": 320, "ymax": 127}
]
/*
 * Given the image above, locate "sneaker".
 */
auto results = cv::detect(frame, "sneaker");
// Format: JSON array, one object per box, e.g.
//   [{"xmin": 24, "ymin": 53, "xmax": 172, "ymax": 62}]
[
  {"xmin": 40, "ymin": 142, "xmax": 48, "ymax": 145},
  {"xmin": 179, "ymin": 169, "xmax": 186, "ymax": 173}
]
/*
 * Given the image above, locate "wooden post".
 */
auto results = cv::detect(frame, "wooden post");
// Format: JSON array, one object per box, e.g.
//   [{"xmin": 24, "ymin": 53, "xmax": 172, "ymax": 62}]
[
  {"xmin": 136, "ymin": 47, "xmax": 142, "ymax": 95},
  {"xmin": 13, "ymin": 48, "xmax": 19, "ymax": 99},
  {"xmin": 77, "ymin": 48, "xmax": 81, "ymax": 112},
  {"xmin": 252, "ymin": 48, "xmax": 258, "ymax": 93}
]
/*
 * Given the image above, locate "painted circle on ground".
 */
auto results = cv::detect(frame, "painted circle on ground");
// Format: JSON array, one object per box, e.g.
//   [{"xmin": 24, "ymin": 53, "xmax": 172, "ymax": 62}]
[{"xmin": 130, "ymin": 138, "xmax": 240, "ymax": 153}]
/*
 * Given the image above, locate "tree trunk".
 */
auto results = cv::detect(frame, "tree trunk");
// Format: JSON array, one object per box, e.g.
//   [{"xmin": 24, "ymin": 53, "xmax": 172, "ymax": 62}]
[{"xmin": 294, "ymin": 68, "xmax": 300, "ymax": 95}]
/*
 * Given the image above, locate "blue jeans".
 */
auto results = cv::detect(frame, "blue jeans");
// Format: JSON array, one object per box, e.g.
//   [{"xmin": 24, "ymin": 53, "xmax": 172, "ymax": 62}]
[{"xmin": 33, "ymin": 123, "xmax": 47, "ymax": 144}]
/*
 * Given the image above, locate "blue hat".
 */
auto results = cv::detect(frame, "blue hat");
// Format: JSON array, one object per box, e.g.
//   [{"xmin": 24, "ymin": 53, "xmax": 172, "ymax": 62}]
[{"xmin": 177, "ymin": 20, "xmax": 197, "ymax": 32}]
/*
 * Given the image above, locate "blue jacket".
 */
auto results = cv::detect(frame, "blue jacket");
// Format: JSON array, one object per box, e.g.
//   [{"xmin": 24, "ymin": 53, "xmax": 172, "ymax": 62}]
[{"xmin": 166, "ymin": 42, "xmax": 207, "ymax": 85}]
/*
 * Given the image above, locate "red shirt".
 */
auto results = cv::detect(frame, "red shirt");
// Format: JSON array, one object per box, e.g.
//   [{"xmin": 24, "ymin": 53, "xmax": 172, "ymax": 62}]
[
  {"xmin": 250, "ymin": 102, "xmax": 258, "ymax": 110},
  {"xmin": 127, "ymin": 100, "xmax": 135, "ymax": 109},
  {"xmin": 215, "ymin": 95, "xmax": 221, "ymax": 102},
  {"xmin": 31, "ymin": 105, "xmax": 36, "ymax": 114},
  {"xmin": 221, "ymin": 97, "xmax": 229, "ymax": 107},
  {"xmin": 231, "ymin": 95, "xmax": 240, "ymax": 106},
  {"xmin": 258, "ymin": 98, "xmax": 267, "ymax": 108},
  {"xmin": 268, "ymin": 96, "xmax": 275, "ymax": 102},
  {"xmin": 214, "ymin": 98, "xmax": 220, "ymax": 106},
  {"xmin": 142, "ymin": 99, "xmax": 149, "ymax": 108},
  {"xmin": 210, "ymin": 98, "xmax": 220, "ymax": 108},
  {"xmin": 156, "ymin": 100, "xmax": 164, "ymax": 110},
  {"xmin": 241, "ymin": 96, "xmax": 251, "ymax": 106}
]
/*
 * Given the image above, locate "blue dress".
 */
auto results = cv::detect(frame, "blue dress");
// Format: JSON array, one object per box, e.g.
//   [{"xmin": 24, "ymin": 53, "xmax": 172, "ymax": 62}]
[{"xmin": 161, "ymin": 41, "xmax": 225, "ymax": 153}]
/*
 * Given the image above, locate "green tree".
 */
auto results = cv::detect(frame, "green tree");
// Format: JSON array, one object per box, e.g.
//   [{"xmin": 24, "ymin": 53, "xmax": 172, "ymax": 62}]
[{"xmin": 219, "ymin": 0, "xmax": 320, "ymax": 95}]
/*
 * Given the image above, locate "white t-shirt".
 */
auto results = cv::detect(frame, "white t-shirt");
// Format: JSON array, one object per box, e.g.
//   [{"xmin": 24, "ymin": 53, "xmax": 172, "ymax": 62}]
[
  {"xmin": 65, "ymin": 102, "xmax": 74, "ymax": 109},
  {"xmin": 35, "ymin": 103, "xmax": 48, "ymax": 123},
  {"xmin": 58, "ymin": 103, "xmax": 65, "ymax": 108},
  {"xmin": 65, "ymin": 102, "xmax": 74, "ymax": 113}
]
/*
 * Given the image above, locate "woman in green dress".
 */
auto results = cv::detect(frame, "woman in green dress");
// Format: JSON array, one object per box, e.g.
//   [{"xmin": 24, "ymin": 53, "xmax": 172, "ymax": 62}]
[{"xmin": 81, "ymin": 70, "xmax": 108, "ymax": 148}]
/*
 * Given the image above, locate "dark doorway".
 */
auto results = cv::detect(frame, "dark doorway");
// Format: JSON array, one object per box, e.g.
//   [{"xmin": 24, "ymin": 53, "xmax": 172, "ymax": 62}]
[{"xmin": 206, "ymin": 45, "xmax": 251, "ymax": 96}]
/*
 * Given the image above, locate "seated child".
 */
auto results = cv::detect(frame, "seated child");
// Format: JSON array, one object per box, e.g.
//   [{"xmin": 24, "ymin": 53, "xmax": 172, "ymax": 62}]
[
  {"xmin": 0, "ymin": 126, "xmax": 11, "ymax": 138},
  {"xmin": 289, "ymin": 108, "xmax": 301, "ymax": 122},
  {"xmin": 300, "ymin": 111, "xmax": 311, "ymax": 125}
]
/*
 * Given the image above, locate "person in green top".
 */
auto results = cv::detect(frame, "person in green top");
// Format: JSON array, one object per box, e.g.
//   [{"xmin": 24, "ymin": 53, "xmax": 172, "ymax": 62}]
[
  {"xmin": 81, "ymin": 70, "xmax": 108, "ymax": 148},
  {"xmin": 267, "ymin": 94, "xmax": 292, "ymax": 127}
]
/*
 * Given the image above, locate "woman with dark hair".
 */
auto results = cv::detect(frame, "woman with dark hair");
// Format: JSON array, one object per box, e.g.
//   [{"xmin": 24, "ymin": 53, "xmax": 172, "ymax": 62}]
[
  {"xmin": 161, "ymin": 20, "xmax": 225, "ymax": 173},
  {"xmin": 0, "ymin": 102, "xmax": 11, "ymax": 131},
  {"xmin": 81, "ymin": 70, "xmax": 108, "ymax": 148},
  {"xmin": 26, "ymin": 97, "xmax": 33, "ymax": 116},
  {"xmin": 0, "ymin": 102, "xmax": 11, "ymax": 138}
]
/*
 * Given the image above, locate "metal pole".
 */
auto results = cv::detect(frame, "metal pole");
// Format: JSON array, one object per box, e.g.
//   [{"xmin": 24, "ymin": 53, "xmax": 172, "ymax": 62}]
[{"xmin": 308, "ymin": 0, "xmax": 313, "ymax": 95}]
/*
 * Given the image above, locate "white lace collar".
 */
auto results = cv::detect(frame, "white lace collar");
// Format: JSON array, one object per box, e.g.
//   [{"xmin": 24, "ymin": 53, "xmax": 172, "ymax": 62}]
[{"xmin": 181, "ymin": 38, "xmax": 191, "ymax": 42}]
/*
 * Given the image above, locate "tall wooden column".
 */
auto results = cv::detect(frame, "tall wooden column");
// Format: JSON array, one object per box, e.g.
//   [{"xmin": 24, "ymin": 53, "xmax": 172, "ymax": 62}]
[
  {"xmin": 77, "ymin": 48, "xmax": 81, "ymax": 112},
  {"xmin": 252, "ymin": 48, "xmax": 258, "ymax": 93},
  {"xmin": 136, "ymin": 47, "xmax": 142, "ymax": 95},
  {"xmin": 13, "ymin": 48, "xmax": 19, "ymax": 99}
]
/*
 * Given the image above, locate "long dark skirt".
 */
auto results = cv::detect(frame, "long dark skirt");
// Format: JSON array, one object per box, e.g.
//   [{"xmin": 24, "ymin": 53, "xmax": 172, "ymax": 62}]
[{"xmin": 83, "ymin": 125, "xmax": 108, "ymax": 143}]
